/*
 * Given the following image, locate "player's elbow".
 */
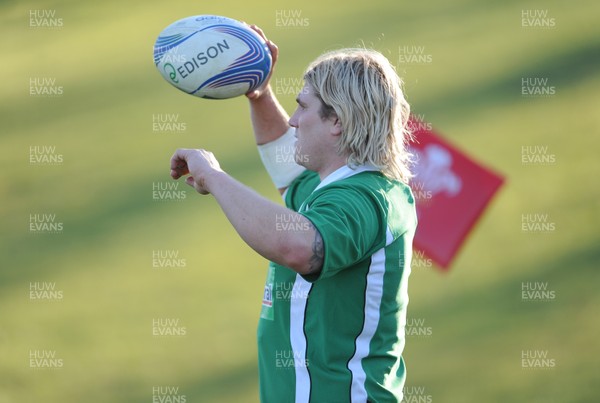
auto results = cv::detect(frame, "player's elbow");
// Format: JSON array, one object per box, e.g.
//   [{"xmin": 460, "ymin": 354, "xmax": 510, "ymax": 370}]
[
  {"xmin": 276, "ymin": 228, "xmax": 323, "ymax": 276},
  {"xmin": 277, "ymin": 236, "xmax": 317, "ymax": 275}
]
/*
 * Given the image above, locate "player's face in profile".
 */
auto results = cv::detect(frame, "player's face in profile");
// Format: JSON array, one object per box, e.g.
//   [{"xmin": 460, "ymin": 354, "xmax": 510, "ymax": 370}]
[{"xmin": 289, "ymin": 84, "xmax": 338, "ymax": 170}]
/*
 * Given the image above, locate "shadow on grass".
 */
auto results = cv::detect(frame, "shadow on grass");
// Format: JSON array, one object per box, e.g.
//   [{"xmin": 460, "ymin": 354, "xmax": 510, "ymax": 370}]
[
  {"xmin": 113, "ymin": 360, "xmax": 259, "ymax": 403},
  {"xmin": 405, "ymin": 239, "xmax": 600, "ymax": 401},
  {"xmin": 0, "ymin": 153, "xmax": 268, "ymax": 291},
  {"xmin": 415, "ymin": 238, "xmax": 600, "ymax": 340},
  {"xmin": 422, "ymin": 40, "xmax": 600, "ymax": 117}
]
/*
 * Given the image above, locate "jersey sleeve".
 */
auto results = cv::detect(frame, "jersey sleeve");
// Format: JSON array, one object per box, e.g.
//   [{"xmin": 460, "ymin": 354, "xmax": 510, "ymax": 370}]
[{"xmin": 299, "ymin": 186, "xmax": 385, "ymax": 282}]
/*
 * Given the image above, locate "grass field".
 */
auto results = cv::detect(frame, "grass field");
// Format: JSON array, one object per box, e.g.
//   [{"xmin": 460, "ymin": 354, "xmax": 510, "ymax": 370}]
[{"xmin": 1, "ymin": 0, "xmax": 599, "ymax": 402}]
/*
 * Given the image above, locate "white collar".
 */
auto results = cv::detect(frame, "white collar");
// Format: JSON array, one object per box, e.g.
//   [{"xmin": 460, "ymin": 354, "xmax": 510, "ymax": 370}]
[{"xmin": 314, "ymin": 164, "xmax": 379, "ymax": 192}]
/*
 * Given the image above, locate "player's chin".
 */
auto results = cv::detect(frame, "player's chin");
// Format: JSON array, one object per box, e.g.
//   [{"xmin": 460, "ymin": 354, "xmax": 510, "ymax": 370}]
[{"xmin": 294, "ymin": 151, "xmax": 308, "ymax": 168}]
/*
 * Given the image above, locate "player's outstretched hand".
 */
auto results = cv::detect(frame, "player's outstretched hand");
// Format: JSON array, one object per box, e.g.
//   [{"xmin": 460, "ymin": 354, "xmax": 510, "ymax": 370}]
[
  {"xmin": 245, "ymin": 24, "xmax": 279, "ymax": 100},
  {"xmin": 170, "ymin": 148, "xmax": 222, "ymax": 195}
]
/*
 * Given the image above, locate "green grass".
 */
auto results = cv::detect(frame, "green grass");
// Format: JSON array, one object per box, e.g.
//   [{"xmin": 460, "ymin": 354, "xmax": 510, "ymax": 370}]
[{"xmin": 1, "ymin": 0, "xmax": 599, "ymax": 402}]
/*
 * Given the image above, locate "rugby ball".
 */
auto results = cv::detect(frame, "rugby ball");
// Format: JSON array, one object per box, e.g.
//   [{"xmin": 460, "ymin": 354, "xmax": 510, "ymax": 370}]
[{"xmin": 153, "ymin": 15, "xmax": 272, "ymax": 99}]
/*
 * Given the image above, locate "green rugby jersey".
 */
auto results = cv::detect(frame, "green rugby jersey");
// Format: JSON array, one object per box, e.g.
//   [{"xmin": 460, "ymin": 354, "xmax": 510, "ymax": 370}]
[{"xmin": 258, "ymin": 165, "xmax": 417, "ymax": 403}]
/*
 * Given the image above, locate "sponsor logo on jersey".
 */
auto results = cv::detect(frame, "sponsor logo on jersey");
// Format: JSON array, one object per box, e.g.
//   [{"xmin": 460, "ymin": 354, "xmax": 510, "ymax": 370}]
[{"xmin": 262, "ymin": 284, "xmax": 273, "ymax": 307}]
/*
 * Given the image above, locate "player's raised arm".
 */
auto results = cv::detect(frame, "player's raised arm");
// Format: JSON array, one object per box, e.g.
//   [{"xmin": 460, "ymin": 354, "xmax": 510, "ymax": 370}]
[
  {"xmin": 245, "ymin": 25, "xmax": 288, "ymax": 143},
  {"xmin": 245, "ymin": 25, "xmax": 305, "ymax": 194}
]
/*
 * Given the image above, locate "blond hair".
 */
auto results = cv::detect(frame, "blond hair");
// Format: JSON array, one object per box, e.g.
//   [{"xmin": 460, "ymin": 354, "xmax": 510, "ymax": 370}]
[{"xmin": 303, "ymin": 48, "xmax": 413, "ymax": 183}]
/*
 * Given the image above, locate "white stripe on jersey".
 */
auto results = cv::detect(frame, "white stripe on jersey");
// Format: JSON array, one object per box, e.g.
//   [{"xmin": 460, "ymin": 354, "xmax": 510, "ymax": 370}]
[
  {"xmin": 292, "ymin": 163, "xmax": 381, "ymax": 402},
  {"xmin": 348, "ymin": 228, "xmax": 394, "ymax": 402},
  {"xmin": 290, "ymin": 275, "xmax": 313, "ymax": 403}
]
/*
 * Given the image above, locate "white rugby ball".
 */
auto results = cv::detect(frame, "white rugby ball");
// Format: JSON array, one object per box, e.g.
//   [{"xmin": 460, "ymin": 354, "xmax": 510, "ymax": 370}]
[{"xmin": 153, "ymin": 15, "xmax": 272, "ymax": 99}]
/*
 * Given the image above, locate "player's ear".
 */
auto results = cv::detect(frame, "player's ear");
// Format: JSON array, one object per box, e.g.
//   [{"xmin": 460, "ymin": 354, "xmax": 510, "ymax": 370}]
[{"xmin": 330, "ymin": 117, "xmax": 342, "ymax": 137}]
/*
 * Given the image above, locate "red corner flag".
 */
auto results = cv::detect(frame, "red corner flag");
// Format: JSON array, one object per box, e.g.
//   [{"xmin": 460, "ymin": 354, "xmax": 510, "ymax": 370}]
[{"xmin": 408, "ymin": 117, "xmax": 504, "ymax": 270}]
